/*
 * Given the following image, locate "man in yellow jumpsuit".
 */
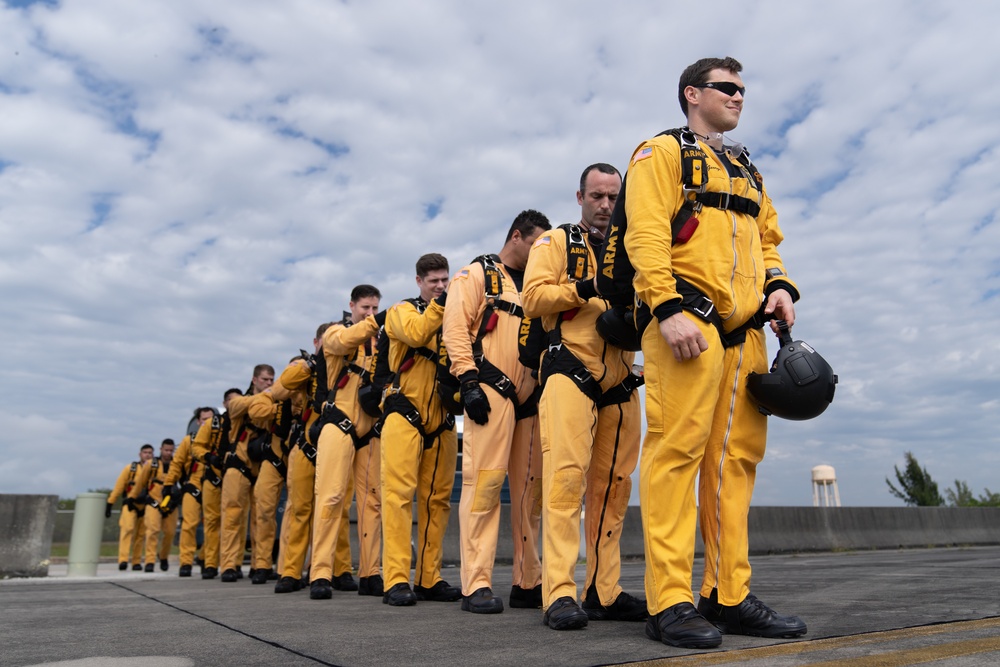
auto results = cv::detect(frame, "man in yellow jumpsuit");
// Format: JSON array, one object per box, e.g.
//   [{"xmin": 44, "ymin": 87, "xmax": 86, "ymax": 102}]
[
  {"xmin": 129, "ymin": 439, "xmax": 177, "ymax": 572},
  {"xmin": 199, "ymin": 390, "xmax": 238, "ymax": 579},
  {"xmin": 442, "ymin": 210, "xmax": 550, "ymax": 613},
  {"xmin": 219, "ymin": 364, "xmax": 274, "ymax": 582},
  {"xmin": 381, "ymin": 253, "xmax": 461, "ymax": 607},
  {"xmin": 106, "ymin": 444, "xmax": 153, "ymax": 570},
  {"xmin": 271, "ymin": 324, "xmax": 357, "ymax": 594},
  {"xmin": 624, "ymin": 56, "xmax": 805, "ymax": 649},
  {"xmin": 161, "ymin": 407, "xmax": 215, "ymax": 577},
  {"xmin": 247, "ymin": 371, "xmax": 293, "ymax": 585},
  {"xmin": 310, "ymin": 287, "xmax": 385, "ymax": 600},
  {"xmin": 523, "ymin": 164, "xmax": 646, "ymax": 630}
]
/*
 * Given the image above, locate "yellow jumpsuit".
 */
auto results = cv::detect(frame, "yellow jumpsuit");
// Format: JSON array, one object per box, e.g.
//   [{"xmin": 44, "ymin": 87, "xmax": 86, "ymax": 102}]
[
  {"xmin": 162, "ymin": 434, "xmax": 204, "ymax": 568},
  {"xmin": 129, "ymin": 457, "xmax": 179, "ymax": 567},
  {"xmin": 523, "ymin": 227, "xmax": 641, "ymax": 612},
  {"xmin": 247, "ymin": 392, "xmax": 289, "ymax": 573},
  {"xmin": 269, "ymin": 359, "xmax": 317, "ymax": 582},
  {"xmin": 311, "ymin": 316, "xmax": 384, "ymax": 583},
  {"xmin": 108, "ymin": 462, "xmax": 145, "ymax": 566},
  {"xmin": 381, "ymin": 298, "xmax": 458, "ymax": 591},
  {"xmin": 220, "ymin": 395, "xmax": 262, "ymax": 572},
  {"xmin": 624, "ymin": 133, "xmax": 796, "ymax": 612},
  {"xmin": 193, "ymin": 416, "xmax": 224, "ymax": 572},
  {"xmin": 258, "ymin": 360, "xmax": 354, "ymax": 584},
  {"xmin": 442, "ymin": 259, "xmax": 542, "ymax": 597}
]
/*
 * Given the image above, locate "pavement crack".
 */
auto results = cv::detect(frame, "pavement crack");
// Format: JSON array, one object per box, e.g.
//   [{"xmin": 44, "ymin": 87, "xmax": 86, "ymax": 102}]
[{"xmin": 107, "ymin": 582, "xmax": 343, "ymax": 667}]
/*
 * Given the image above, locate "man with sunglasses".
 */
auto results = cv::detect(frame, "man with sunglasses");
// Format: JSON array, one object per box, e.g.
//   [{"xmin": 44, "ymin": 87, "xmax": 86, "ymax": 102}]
[{"xmin": 623, "ymin": 57, "xmax": 806, "ymax": 649}]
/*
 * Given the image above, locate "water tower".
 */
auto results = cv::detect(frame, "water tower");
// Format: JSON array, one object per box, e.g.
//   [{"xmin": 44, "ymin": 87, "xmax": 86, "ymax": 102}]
[{"xmin": 812, "ymin": 464, "xmax": 841, "ymax": 507}]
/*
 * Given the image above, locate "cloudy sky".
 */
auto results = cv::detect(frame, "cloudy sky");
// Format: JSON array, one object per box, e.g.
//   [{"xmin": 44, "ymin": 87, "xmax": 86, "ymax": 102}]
[{"xmin": 2, "ymin": 0, "xmax": 997, "ymax": 507}]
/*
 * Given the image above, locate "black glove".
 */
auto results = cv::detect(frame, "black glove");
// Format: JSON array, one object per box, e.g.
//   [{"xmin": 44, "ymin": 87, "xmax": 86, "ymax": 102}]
[
  {"xmin": 204, "ymin": 452, "xmax": 222, "ymax": 469},
  {"xmin": 373, "ymin": 310, "xmax": 387, "ymax": 328},
  {"xmin": 162, "ymin": 485, "xmax": 174, "ymax": 501},
  {"xmin": 576, "ymin": 278, "xmax": 599, "ymax": 301},
  {"xmin": 434, "ymin": 291, "xmax": 448, "ymax": 307},
  {"xmin": 105, "ymin": 502, "xmax": 113, "ymax": 518},
  {"xmin": 459, "ymin": 371, "xmax": 490, "ymax": 425}
]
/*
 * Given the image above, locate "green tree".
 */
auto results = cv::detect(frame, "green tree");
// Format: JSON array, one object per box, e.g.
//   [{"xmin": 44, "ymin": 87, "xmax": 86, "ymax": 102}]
[
  {"xmin": 946, "ymin": 481, "xmax": 1000, "ymax": 507},
  {"xmin": 885, "ymin": 451, "xmax": 943, "ymax": 506}
]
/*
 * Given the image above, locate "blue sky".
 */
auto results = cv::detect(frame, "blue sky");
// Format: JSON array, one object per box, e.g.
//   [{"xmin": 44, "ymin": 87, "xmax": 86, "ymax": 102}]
[{"xmin": 1, "ymin": 0, "xmax": 997, "ymax": 506}]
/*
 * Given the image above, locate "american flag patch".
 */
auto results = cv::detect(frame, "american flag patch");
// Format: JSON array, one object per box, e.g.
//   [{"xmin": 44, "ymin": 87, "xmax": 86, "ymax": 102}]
[
  {"xmin": 455, "ymin": 269, "xmax": 470, "ymax": 280},
  {"xmin": 632, "ymin": 146, "xmax": 653, "ymax": 164},
  {"xmin": 533, "ymin": 236, "xmax": 551, "ymax": 248}
]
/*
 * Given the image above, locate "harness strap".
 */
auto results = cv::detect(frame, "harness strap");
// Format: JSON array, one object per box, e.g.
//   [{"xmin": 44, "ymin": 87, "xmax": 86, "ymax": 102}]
[
  {"xmin": 540, "ymin": 339, "xmax": 603, "ymax": 405},
  {"xmin": 673, "ymin": 275, "xmax": 771, "ymax": 348},
  {"xmin": 224, "ymin": 454, "xmax": 257, "ymax": 485},
  {"xmin": 598, "ymin": 372, "xmax": 644, "ymax": 408},
  {"xmin": 381, "ymin": 393, "xmax": 455, "ymax": 450},
  {"xmin": 202, "ymin": 464, "xmax": 222, "ymax": 488}
]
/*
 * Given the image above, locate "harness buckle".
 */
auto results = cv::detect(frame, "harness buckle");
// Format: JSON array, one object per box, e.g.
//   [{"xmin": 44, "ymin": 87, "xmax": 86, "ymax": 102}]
[
  {"xmin": 690, "ymin": 298, "xmax": 716, "ymax": 321},
  {"xmin": 548, "ymin": 342, "xmax": 563, "ymax": 354},
  {"xmin": 494, "ymin": 375, "xmax": 512, "ymax": 393}
]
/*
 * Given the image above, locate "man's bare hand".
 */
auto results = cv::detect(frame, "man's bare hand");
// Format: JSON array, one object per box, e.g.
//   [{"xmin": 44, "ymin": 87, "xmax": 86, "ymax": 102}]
[
  {"xmin": 764, "ymin": 288, "xmax": 795, "ymax": 333},
  {"xmin": 659, "ymin": 312, "xmax": 708, "ymax": 361}
]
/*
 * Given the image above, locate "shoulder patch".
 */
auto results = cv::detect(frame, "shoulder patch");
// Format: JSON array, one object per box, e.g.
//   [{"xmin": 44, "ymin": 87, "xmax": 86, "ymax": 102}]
[
  {"xmin": 533, "ymin": 236, "xmax": 551, "ymax": 248},
  {"xmin": 631, "ymin": 146, "xmax": 654, "ymax": 166},
  {"xmin": 454, "ymin": 269, "xmax": 470, "ymax": 280}
]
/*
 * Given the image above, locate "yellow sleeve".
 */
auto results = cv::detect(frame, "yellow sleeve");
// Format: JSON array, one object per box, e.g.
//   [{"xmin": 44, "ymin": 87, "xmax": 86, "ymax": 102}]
[
  {"xmin": 247, "ymin": 391, "xmax": 277, "ymax": 423},
  {"xmin": 107, "ymin": 464, "xmax": 131, "ymax": 505},
  {"xmin": 624, "ymin": 137, "xmax": 685, "ymax": 315},
  {"xmin": 227, "ymin": 393, "xmax": 254, "ymax": 420},
  {"xmin": 387, "ymin": 299, "xmax": 444, "ymax": 349},
  {"xmin": 755, "ymin": 186, "xmax": 798, "ymax": 297},
  {"xmin": 163, "ymin": 437, "xmax": 191, "ymax": 486},
  {"xmin": 522, "ymin": 229, "xmax": 586, "ymax": 319},
  {"xmin": 192, "ymin": 417, "xmax": 215, "ymax": 462},
  {"xmin": 272, "ymin": 359, "xmax": 312, "ymax": 401},
  {"xmin": 128, "ymin": 461, "xmax": 153, "ymax": 500},
  {"xmin": 324, "ymin": 316, "xmax": 380, "ymax": 357},
  {"xmin": 441, "ymin": 263, "xmax": 484, "ymax": 379}
]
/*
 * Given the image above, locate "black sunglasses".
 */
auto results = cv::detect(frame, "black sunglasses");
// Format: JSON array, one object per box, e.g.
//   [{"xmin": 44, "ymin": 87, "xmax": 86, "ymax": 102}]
[{"xmin": 695, "ymin": 81, "xmax": 746, "ymax": 97}]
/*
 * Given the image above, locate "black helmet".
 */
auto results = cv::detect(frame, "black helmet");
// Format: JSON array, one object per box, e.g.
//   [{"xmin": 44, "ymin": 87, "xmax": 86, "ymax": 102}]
[
  {"xmin": 596, "ymin": 305, "xmax": 643, "ymax": 351},
  {"xmin": 747, "ymin": 321, "xmax": 837, "ymax": 420}
]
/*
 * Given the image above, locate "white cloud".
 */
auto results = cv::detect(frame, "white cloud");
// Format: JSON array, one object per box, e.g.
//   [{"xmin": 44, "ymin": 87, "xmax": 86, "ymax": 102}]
[{"xmin": 1, "ymin": 0, "xmax": 998, "ymax": 506}]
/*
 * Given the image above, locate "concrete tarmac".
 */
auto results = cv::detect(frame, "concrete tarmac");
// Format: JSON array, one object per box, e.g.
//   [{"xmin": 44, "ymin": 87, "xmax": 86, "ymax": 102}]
[{"xmin": 2, "ymin": 546, "xmax": 999, "ymax": 667}]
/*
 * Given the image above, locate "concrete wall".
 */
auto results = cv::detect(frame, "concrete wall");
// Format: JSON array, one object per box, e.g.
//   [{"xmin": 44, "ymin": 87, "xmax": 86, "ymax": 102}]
[
  {"xmin": 49, "ymin": 504, "xmax": 1000, "ymax": 566},
  {"xmin": 0, "ymin": 494, "xmax": 59, "ymax": 578}
]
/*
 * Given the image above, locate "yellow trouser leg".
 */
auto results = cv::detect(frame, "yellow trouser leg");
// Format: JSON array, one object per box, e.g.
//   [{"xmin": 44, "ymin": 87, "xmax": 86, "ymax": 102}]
[
  {"xmin": 508, "ymin": 413, "xmax": 543, "ymax": 590},
  {"xmin": 253, "ymin": 461, "xmax": 285, "ymax": 570},
  {"xmin": 380, "ymin": 413, "xmax": 423, "ymax": 588},
  {"xmin": 583, "ymin": 394, "xmax": 641, "ymax": 606},
  {"xmin": 144, "ymin": 506, "xmax": 164, "ymax": 565},
  {"xmin": 201, "ymin": 479, "xmax": 222, "ymax": 569},
  {"xmin": 117, "ymin": 508, "xmax": 138, "ymax": 564},
  {"xmin": 159, "ymin": 509, "xmax": 178, "ymax": 561},
  {"xmin": 459, "ymin": 385, "xmax": 516, "ymax": 595},
  {"xmin": 220, "ymin": 469, "xmax": 252, "ymax": 571},
  {"xmin": 539, "ymin": 373, "xmax": 597, "ymax": 609},
  {"xmin": 178, "ymin": 490, "xmax": 202, "ymax": 566},
  {"xmin": 698, "ymin": 328, "xmax": 768, "ymax": 606},
  {"xmin": 131, "ymin": 514, "xmax": 146, "ymax": 564},
  {"xmin": 640, "ymin": 317, "xmax": 724, "ymax": 614},
  {"xmin": 354, "ymin": 439, "xmax": 382, "ymax": 578},
  {"xmin": 334, "ymin": 475, "xmax": 354, "ymax": 577},
  {"xmin": 279, "ymin": 447, "xmax": 314, "ymax": 579},
  {"xmin": 311, "ymin": 424, "xmax": 356, "ymax": 582},
  {"xmin": 414, "ymin": 425, "xmax": 457, "ymax": 589}
]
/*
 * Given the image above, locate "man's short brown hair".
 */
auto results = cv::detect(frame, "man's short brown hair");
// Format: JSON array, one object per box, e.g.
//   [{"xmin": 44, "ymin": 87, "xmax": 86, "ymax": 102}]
[{"xmin": 415, "ymin": 253, "xmax": 449, "ymax": 278}]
